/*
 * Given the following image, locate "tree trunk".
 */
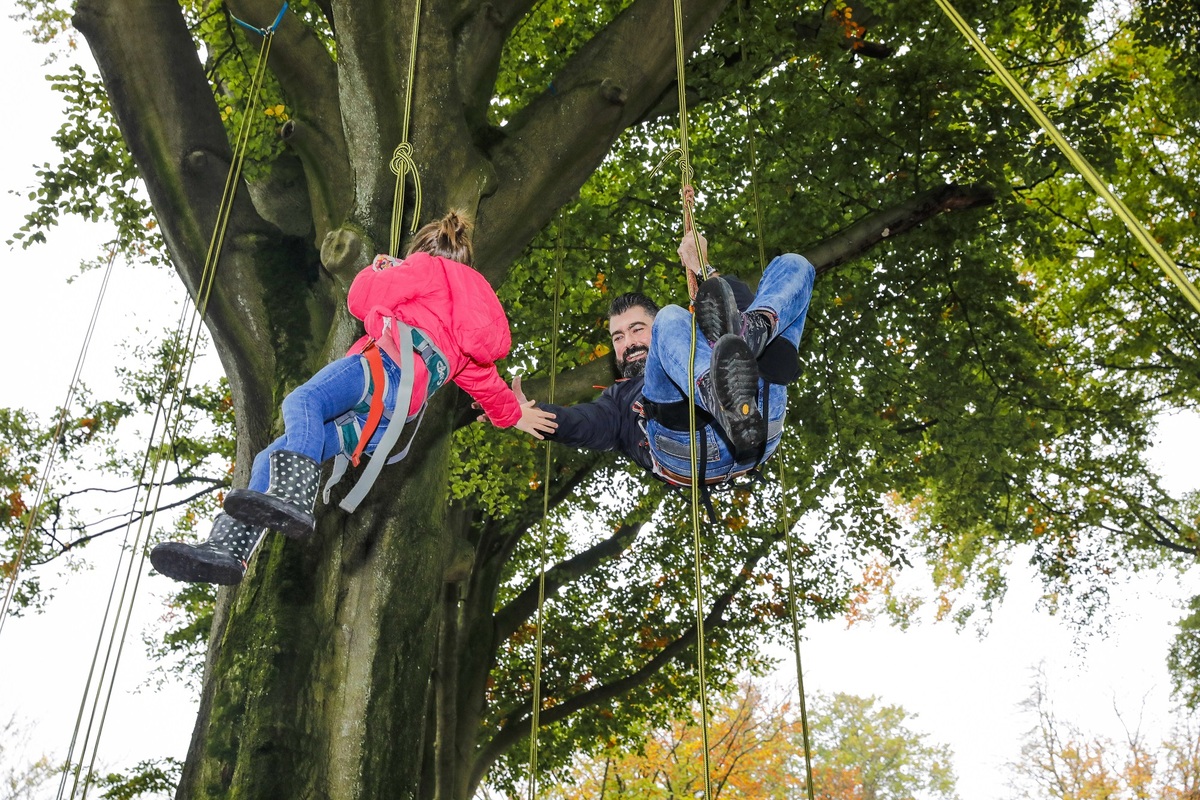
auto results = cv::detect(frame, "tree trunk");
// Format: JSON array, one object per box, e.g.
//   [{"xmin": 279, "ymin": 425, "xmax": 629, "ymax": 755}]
[{"xmin": 179, "ymin": 412, "xmax": 461, "ymax": 799}]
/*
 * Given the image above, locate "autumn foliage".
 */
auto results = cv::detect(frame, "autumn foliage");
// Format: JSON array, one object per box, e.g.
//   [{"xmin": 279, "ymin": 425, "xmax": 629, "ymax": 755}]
[{"xmin": 546, "ymin": 681, "xmax": 957, "ymax": 800}]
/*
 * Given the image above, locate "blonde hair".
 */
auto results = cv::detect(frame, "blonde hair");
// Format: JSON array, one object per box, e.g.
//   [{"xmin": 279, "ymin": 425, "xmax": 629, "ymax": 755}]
[{"xmin": 406, "ymin": 210, "xmax": 475, "ymax": 265}]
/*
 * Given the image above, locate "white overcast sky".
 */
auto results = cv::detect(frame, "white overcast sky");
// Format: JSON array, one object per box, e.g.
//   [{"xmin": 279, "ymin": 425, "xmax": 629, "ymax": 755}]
[{"xmin": 1, "ymin": 11, "xmax": 1198, "ymax": 800}]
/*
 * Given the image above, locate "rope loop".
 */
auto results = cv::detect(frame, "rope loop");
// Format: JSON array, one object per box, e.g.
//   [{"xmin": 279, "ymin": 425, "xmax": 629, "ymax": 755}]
[
  {"xmin": 648, "ymin": 147, "xmax": 686, "ymax": 181},
  {"xmin": 387, "ymin": 0, "xmax": 424, "ymax": 256},
  {"xmin": 389, "ymin": 141, "xmax": 415, "ymax": 174}
]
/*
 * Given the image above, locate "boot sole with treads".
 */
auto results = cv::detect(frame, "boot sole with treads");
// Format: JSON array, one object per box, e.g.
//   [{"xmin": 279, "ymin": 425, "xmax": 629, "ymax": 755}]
[
  {"xmin": 224, "ymin": 450, "xmax": 319, "ymax": 539},
  {"xmin": 224, "ymin": 488, "xmax": 315, "ymax": 539},
  {"xmin": 704, "ymin": 335, "xmax": 766, "ymax": 459},
  {"xmin": 694, "ymin": 277, "xmax": 740, "ymax": 344},
  {"xmin": 150, "ymin": 541, "xmax": 246, "ymax": 585}
]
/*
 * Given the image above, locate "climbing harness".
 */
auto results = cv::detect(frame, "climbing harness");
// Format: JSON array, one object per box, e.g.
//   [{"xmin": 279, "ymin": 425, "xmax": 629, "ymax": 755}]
[
  {"xmin": 638, "ymin": 399, "xmax": 764, "ymax": 524},
  {"xmin": 322, "ymin": 319, "xmax": 450, "ymax": 513}
]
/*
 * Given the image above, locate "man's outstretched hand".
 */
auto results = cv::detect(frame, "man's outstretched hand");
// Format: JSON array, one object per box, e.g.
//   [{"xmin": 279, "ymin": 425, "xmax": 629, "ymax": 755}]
[{"xmin": 515, "ymin": 400, "xmax": 558, "ymax": 439}]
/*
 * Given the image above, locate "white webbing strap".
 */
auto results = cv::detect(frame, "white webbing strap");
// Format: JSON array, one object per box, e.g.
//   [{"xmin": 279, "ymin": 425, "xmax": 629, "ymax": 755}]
[{"xmin": 335, "ymin": 318, "xmax": 419, "ymax": 513}]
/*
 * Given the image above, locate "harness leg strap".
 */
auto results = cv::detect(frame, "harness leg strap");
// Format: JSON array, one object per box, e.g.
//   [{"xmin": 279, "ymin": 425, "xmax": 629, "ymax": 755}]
[
  {"xmin": 338, "ymin": 320, "xmax": 418, "ymax": 513},
  {"xmin": 350, "ymin": 344, "xmax": 387, "ymax": 467}
]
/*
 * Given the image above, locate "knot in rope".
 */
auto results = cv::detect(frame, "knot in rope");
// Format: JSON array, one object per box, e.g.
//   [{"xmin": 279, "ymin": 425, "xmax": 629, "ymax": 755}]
[
  {"xmin": 388, "ymin": 143, "xmax": 423, "ymax": 254},
  {"xmin": 389, "ymin": 142, "xmax": 416, "ymax": 174}
]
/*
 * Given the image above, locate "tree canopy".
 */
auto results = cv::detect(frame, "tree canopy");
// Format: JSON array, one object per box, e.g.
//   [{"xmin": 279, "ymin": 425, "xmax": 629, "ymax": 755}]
[{"xmin": 3, "ymin": 0, "xmax": 1199, "ymax": 797}]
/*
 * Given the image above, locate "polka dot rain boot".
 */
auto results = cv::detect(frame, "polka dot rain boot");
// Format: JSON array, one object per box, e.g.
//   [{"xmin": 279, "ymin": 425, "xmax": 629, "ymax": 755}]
[
  {"xmin": 222, "ymin": 449, "xmax": 320, "ymax": 539},
  {"xmin": 149, "ymin": 513, "xmax": 264, "ymax": 585}
]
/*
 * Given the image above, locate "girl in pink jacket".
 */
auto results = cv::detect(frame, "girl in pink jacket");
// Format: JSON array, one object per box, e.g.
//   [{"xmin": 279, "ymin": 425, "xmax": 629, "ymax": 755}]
[{"xmin": 150, "ymin": 211, "xmax": 556, "ymax": 585}]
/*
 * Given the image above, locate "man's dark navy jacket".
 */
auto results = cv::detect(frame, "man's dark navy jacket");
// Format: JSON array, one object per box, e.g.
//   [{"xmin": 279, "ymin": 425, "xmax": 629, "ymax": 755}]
[{"xmin": 538, "ymin": 376, "xmax": 653, "ymax": 472}]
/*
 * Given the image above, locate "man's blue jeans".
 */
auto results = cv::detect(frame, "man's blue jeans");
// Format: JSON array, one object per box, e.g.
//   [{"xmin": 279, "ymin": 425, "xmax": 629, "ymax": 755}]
[
  {"xmin": 248, "ymin": 352, "xmax": 403, "ymax": 492},
  {"xmin": 642, "ymin": 253, "xmax": 815, "ymax": 480}
]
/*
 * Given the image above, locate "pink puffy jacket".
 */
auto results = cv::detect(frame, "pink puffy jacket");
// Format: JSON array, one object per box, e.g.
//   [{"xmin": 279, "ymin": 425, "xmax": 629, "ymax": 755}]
[{"xmin": 346, "ymin": 252, "xmax": 522, "ymax": 427}]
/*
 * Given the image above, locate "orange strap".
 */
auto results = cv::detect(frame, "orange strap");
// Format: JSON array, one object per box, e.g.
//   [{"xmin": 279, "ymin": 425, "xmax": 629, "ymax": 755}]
[{"xmin": 351, "ymin": 342, "xmax": 387, "ymax": 467}]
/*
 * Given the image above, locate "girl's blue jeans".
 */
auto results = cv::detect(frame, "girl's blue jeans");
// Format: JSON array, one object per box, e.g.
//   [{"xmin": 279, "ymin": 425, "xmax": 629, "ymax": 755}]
[
  {"xmin": 248, "ymin": 352, "xmax": 403, "ymax": 492},
  {"xmin": 642, "ymin": 253, "xmax": 815, "ymax": 479}
]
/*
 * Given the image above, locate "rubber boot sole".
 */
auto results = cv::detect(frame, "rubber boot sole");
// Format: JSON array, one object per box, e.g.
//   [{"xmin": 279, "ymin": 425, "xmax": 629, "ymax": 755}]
[
  {"xmin": 150, "ymin": 541, "xmax": 245, "ymax": 585},
  {"xmin": 694, "ymin": 278, "xmax": 740, "ymax": 344},
  {"xmin": 224, "ymin": 489, "xmax": 315, "ymax": 540},
  {"xmin": 709, "ymin": 335, "xmax": 767, "ymax": 459}
]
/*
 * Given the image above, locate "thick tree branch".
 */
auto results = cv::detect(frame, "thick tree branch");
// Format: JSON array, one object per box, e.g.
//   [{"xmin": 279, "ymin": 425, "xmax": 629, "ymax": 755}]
[
  {"xmin": 804, "ymin": 182, "xmax": 996, "ymax": 274},
  {"xmin": 74, "ymin": 0, "xmax": 283, "ymax": 455},
  {"xmin": 469, "ymin": 182, "xmax": 995, "ymax": 424},
  {"xmin": 226, "ymin": 0, "xmax": 352, "ymax": 238},
  {"xmin": 526, "ymin": 358, "xmax": 617, "ymax": 407},
  {"xmin": 453, "ymin": 0, "xmax": 542, "ymax": 129},
  {"xmin": 476, "ymin": 0, "xmax": 732, "ymax": 276},
  {"xmin": 327, "ymin": 0, "xmax": 424, "ymax": 236}
]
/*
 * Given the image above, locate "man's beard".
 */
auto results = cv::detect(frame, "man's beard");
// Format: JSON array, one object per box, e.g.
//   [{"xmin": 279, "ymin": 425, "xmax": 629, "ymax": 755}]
[{"xmin": 618, "ymin": 346, "xmax": 648, "ymax": 378}]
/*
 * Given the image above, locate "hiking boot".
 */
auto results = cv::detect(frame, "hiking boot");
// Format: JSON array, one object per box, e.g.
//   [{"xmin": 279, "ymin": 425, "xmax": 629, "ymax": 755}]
[
  {"xmin": 695, "ymin": 277, "xmax": 777, "ymax": 357},
  {"xmin": 695, "ymin": 334, "xmax": 766, "ymax": 459},
  {"xmin": 224, "ymin": 450, "xmax": 320, "ymax": 539},
  {"xmin": 694, "ymin": 278, "xmax": 740, "ymax": 344},
  {"xmin": 739, "ymin": 309, "xmax": 777, "ymax": 359},
  {"xmin": 149, "ymin": 514, "xmax": 264, "ymax": 585}
]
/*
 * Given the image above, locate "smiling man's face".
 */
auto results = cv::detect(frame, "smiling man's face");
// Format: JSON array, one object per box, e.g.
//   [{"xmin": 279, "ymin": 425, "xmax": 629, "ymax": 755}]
[{"xmin": 609, "ymin": 306, "xmax": 655, "ymax": 378}]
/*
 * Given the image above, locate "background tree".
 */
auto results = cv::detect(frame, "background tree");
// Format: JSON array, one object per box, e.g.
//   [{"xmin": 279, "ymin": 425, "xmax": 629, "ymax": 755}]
[
  {"xmin": 4, "ymin": 0, "xmax": 1199, "ymax": 798},
  {"xmin": 548, "ymin": 681, "xmax": 958, "ymax": 800},
  {"xmin": 808, "ymin": 692, "xmax": 959, "ymax": 800},
  {"xmin": 0, "ymin": 715, "xmax": 59, "ymax": 800},
  {"xmin": 547, "ymin": 680, "xmax": 805, "ymax": 799},
  {"xmin": 1011, "ymin": 666, "xmax": 1200, "ymax": 800}
]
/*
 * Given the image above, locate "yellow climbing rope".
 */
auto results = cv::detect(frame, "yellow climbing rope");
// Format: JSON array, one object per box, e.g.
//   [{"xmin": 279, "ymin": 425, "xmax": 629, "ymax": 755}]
[
  {"xmin": 934, "ymin": 0, "xmax": 1200, "ymax": 315},
  {"xmin": 52, "ymin": 11, "xmax": 287, "ymax": 799},
  {"xmin": 778, "ymin": 460, "xmax": 818, "ymax": 800},
  {"xmin": 666, "ymin": 0, "xmax": 716, "ymax": 794},
  {"xmin": 388, "ymin": 0, "xmax": 424, "ymax": 256},
  {"xmin": 0, "ymin": 244, "xmax": 119, "ymax": 638},
  {"xmin": 732, "ymin": 2, "xmax": 816, "ymax": 792},
  {"xmin": 526, "ymin": 227, "xmax": 564, "ymax": 799}
]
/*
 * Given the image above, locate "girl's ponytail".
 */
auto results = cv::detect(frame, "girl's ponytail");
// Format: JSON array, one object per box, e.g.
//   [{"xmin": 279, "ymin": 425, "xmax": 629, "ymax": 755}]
[{"xmin": 407, "ymin": 210, "xmax": 474, "ymax": 265}]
